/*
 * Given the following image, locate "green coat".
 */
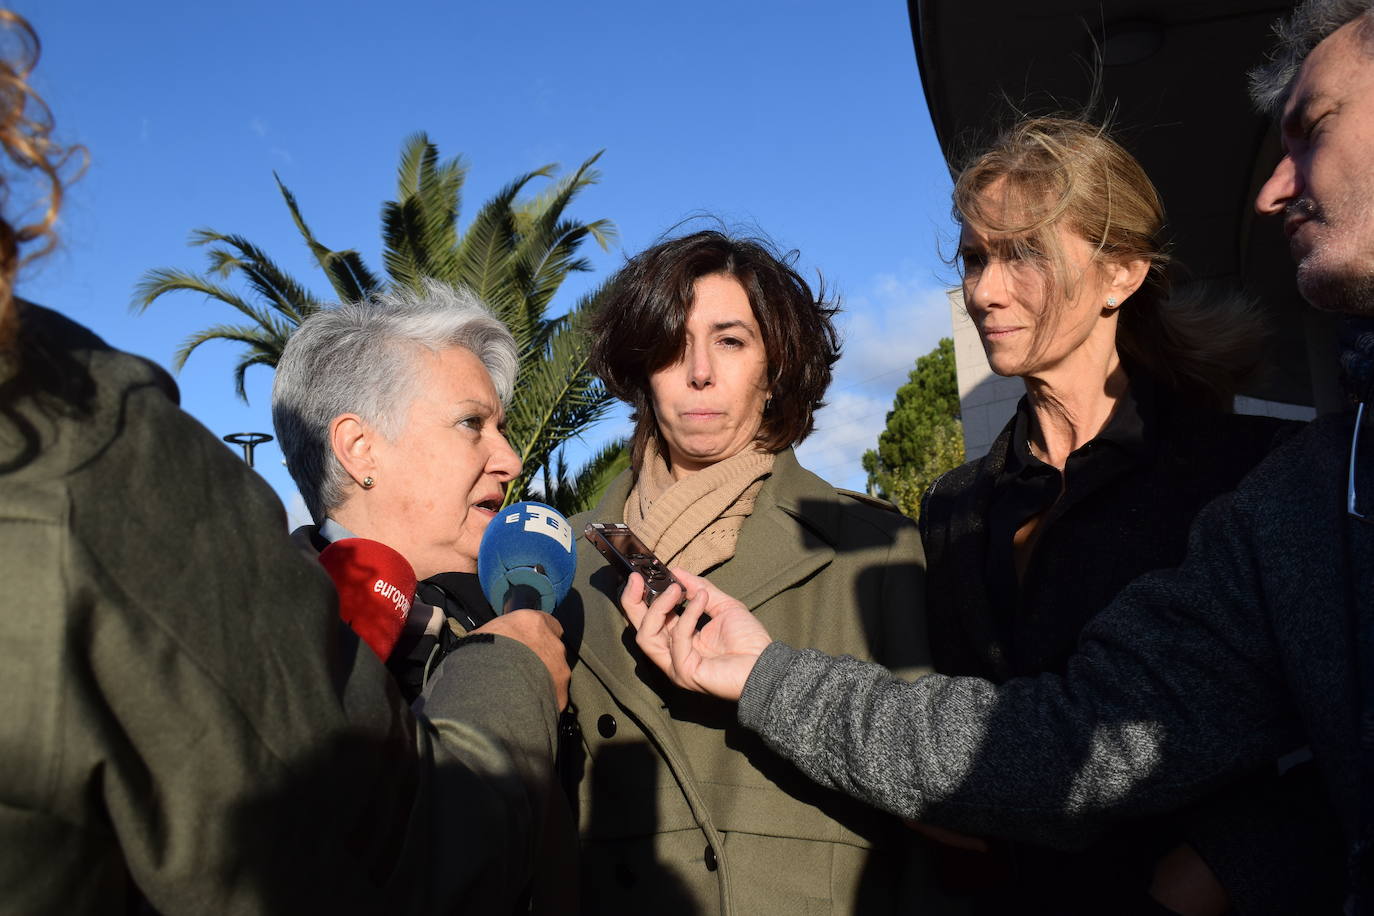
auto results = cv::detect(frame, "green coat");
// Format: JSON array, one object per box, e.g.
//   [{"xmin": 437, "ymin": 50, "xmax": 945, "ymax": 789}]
[
  {"xmin": 0, "ymin": 306, "xmax": 561, "ymax": 914},
  {"xmin": 566, "ymin": 449, "xmax": 964, "ymax": 915}
]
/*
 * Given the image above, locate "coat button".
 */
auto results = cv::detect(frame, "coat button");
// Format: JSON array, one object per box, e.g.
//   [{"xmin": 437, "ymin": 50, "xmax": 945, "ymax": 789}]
[
  {"xmin": 704, "ymin": 844, "xmax": 718, "ymax": 871},
  {"xmin": 597, "ymin": 714, "xmax": 617, "ymax": 738}
]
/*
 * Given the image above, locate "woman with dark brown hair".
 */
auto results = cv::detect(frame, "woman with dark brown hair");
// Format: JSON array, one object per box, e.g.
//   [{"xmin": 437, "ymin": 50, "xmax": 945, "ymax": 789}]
[
  {"xmin": 916, "ymin": 116, "xmax": 1335, "ymax": 914},
  {"xmin": 565, "ymin": 230, "xmax": 960, "ymax": 914}
]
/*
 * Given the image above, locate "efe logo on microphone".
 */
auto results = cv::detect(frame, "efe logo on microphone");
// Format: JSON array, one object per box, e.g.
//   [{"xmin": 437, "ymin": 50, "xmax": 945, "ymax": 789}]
[{"xmin": 503, "ymin": 504, "xmax": 573, "ymax": 552}]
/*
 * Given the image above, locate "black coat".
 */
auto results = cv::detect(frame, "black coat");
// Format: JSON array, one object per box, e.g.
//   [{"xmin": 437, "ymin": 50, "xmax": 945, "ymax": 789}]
[
  {"xmin": 921, "ymin": 385, "xmax": 1296, "ymax": 682},
  {"xmin": 741, "ymin": 412, "xmax": 1367, "ymax": 914},
  {"xmin": 917, "ymin": 385, "xmax": 1341, "ymax": 914}
]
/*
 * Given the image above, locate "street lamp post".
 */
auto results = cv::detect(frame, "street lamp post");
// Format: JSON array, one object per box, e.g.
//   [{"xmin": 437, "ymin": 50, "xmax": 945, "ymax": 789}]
[{"xmin": 223, "ymin": 432, "xmax": 273, "ymax": 469}]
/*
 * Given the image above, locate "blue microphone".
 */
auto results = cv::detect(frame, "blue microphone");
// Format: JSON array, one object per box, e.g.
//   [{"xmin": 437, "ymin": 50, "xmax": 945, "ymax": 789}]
[{"xmin": 477, "ymin": 501, "xmax": 577, "ymax": 614}]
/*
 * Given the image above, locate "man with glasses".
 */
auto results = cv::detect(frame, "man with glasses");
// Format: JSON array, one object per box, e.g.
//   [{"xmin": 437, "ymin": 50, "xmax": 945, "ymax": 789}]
[{"xmin": 620, "ymin": 0, "xmax": 1374, "ymax": 909}]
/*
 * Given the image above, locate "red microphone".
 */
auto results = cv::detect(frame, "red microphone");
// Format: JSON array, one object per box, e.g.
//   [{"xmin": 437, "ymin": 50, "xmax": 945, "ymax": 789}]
[{"xmin": 318, "ymin": 538, "xmax": 417, "ymax": 661}]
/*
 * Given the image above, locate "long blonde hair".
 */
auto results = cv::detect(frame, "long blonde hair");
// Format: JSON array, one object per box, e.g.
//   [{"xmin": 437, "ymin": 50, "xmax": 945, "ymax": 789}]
[
  {"xmin": 954, "ymin": 116, "xmax": 1264, "ymax": 410},
  {"xmin": 0, "ymin": 11, "xmax": 81, "ymax": 352}
]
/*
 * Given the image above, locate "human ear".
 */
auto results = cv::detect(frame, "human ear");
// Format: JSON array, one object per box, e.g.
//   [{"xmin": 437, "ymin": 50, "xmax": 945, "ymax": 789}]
[
  {"xmin": 329, "ymin": 414, "xmax": 377, "ymax": 486},
  {"xmin": 1106, "ymin": 257, "xmax": 1150, "ymax": 304}
]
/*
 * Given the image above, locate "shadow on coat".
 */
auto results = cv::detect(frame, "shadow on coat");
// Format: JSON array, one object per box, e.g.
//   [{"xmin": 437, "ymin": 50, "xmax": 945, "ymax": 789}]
[
  {"xmin": 559, "ymin": 581, "xmax": 699, "ymax": 913},
  {"xmin": 220, "ymin": 627, "xmax": 559, "ymax": 915}
]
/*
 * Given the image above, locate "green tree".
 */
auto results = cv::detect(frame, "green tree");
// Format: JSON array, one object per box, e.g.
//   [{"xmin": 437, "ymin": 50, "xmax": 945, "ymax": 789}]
[
  {"xmin": 862, "ymin": 337, "xmax": 964, "ymax": 517},
  {"xmin": 134, "ymin": 133, "xmax": 619, "ymax": 506}
]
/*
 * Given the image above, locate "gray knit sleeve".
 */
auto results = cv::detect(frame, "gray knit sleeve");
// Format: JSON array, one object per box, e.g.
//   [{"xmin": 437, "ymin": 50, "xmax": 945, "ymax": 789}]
[
  {"xmin": 733, "ymin": 480, "xmax": 1308, "ymax": 849},
  {"xmin": 737, "ymin": 640, "xmax": 802, "ymax": 718},
  {"xmin": 738, "ymin": 643, "xmax": 1006, "ymax": 834}
]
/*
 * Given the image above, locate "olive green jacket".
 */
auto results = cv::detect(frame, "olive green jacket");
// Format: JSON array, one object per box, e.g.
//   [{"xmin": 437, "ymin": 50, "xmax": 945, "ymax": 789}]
[
  {"xmin": 0, "ymin": 306, "xmax": 561, "ymax": 914},
  {"xmin": 565, "ymin": 450, "xmax": 966, "ymax": 915}
]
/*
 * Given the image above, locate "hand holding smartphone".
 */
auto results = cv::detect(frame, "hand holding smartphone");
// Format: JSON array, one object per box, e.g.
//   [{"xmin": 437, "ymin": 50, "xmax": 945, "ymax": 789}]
[{"xmin": 583, "ymin": 523, "xmax": 681, "ymax": 604}]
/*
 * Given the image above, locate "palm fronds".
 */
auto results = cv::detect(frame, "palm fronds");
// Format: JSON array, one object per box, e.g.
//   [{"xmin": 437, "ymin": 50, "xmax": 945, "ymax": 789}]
[
  {"xmin": 449, "ymin": 164, "xmax": 557, "ymax": 322},
  {"xmin": 503, "ymin": 283, "xmax": 616, "ymax": 503},
  {"xmin": 188, "ymin": 229, "xmax": 323, "ymax": 325},
  {"xmin": 381, "ymin": 133, "xmax": 467, "ymax": 291},
  {"xmin": 543, "ymin": 438, "xmax": 631, "ymax": 516},
  {"xmin": 275, "ymin": 173, "xmax": 382, "ymax": 303},
  {"xmin": 135, "ymin": 136, "xmax": 622, "ymax": 482}
]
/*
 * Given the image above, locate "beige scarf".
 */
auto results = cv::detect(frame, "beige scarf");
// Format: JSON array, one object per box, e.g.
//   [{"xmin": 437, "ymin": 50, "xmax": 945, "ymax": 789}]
[{"xmin": 624, "ymin": 440, "xmax": 775, "ymax": 576}]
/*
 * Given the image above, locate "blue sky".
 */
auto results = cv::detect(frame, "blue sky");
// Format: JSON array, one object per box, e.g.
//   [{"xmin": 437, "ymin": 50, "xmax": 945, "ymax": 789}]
[{"xmin": 19, "ymin": 0, "xmax": 959, "ymax": 522}]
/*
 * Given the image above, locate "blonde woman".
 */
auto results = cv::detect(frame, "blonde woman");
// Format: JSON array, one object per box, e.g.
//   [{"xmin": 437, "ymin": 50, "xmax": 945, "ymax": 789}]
[{"xmin": 917, "ymin": 116, "xmax": 1331, "ymax": 915}]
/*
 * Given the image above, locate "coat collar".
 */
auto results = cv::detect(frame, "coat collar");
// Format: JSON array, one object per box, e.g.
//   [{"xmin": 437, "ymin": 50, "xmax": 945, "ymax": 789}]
[
  {"xmin": 582, "ymin": 448, "xmax": 841, "ymax": 611},
  {"xmin": 705, "ymin": 448, "xmax": 838, "ymax": 611},
  {"xmin": 570, "ymin": 447, "xmax": 842, "ymax": 721}
]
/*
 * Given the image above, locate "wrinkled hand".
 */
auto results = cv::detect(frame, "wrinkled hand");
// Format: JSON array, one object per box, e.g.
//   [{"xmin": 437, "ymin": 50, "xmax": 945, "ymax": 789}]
[
  {"xmin": 619, "ymin": 568, "xmax": 773, "ymax": 701},
  {"xmin": 475, "ymin": 609, "xmax": 570, "ymax": 709}
]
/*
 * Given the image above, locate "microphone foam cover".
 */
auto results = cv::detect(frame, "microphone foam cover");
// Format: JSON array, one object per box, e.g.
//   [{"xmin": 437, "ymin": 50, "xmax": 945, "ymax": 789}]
[
  {"xmin": 477, "ymin": 501, "xmax": 577, "ymax": 613},
  {"xmin": 318, "ymin": 538, "xmax": 417, "ymax": 661}
]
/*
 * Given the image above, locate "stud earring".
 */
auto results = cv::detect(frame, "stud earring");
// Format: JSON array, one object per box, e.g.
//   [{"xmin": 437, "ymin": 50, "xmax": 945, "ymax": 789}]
[
  {"xmin": 362, "ymin": 476, "xmax": 375, "ymax": 489},
  {"xmin": 1106, "ymin": 296, "xmax": 1119, "ymax": 308}
]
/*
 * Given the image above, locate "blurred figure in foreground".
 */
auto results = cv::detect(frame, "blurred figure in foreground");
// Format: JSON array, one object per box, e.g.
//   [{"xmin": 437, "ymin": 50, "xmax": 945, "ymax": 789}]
[{"xmin": 0, "ymin": 13, "xmax": 569, "ymax": 914}]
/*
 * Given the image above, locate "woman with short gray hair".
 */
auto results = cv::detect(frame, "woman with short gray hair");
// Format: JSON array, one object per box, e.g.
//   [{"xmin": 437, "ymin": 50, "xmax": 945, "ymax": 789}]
[
  {"xmin": 273, "ymin": 282, "xmax": 578, "ymax": 915},
  {"xmin": 274, "ymin": 279, "xmax": 517, "ymax": 539},
  {"xmin": 273, "ymin": 279, "xmax": 522, "ymax": 684}
]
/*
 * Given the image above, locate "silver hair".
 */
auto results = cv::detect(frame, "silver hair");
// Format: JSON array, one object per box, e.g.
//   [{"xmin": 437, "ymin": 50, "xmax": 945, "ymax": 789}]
[
  {"xmin": 272, "ymin": 279, "xmax": 518, "ymax": 523},
  {"xmin": 1249, "ymin": 0, "xmax": 1374, "ymax": 113}
]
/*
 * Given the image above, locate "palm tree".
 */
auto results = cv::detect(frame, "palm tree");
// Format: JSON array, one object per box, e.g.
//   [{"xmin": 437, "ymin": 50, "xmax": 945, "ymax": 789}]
[
  {"xmin": 135, "ymin": 133, "xmax": 619, "ymax": 505},
  {"xmin": 542, "ymin": 438, "xmax": 631, "ymax": 516}
]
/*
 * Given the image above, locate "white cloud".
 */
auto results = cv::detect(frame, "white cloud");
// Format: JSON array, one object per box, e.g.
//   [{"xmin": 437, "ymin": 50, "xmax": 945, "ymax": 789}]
[{"xmin": 795, "ymin": 271, "xmax": 955, "ymax": 492}]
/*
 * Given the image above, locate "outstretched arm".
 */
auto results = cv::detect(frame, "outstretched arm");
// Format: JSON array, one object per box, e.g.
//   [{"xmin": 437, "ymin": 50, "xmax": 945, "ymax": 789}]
[
  {"xmin": 621, "ymin": 490, "xmax": 1302, "ymax": 849},
  {"xmin": 733, "ymin": 491, "xmax": 1300, "ymax": 846}
]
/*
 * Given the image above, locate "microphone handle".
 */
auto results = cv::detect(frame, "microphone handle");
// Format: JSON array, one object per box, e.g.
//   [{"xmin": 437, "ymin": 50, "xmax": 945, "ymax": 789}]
[{"xmin": 503, "ymin": 583, "xmax": 545, "ymax": 615}]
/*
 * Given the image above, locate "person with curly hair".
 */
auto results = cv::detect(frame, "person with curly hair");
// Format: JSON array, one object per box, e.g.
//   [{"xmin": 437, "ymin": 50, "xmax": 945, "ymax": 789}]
[
  {"xmin": 919, "ymin": 115, "xmax": 1332, "ymax": 915},
  {"xmin": 0, "ymin": 13, "xmax": 571, "ymax": 914}
]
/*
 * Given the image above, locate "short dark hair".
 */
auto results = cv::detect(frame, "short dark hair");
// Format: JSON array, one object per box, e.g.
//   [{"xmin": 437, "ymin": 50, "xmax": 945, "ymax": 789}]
[{"xmin": 591, "ymin": 230, "xmax": 841, "ymax": 470}]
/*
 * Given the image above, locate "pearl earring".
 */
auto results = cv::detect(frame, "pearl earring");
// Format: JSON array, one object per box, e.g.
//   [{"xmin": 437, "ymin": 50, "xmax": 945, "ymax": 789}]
[{"xmin": 362, "ymin": 476, "xmax": 375, "ymax": 489}]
